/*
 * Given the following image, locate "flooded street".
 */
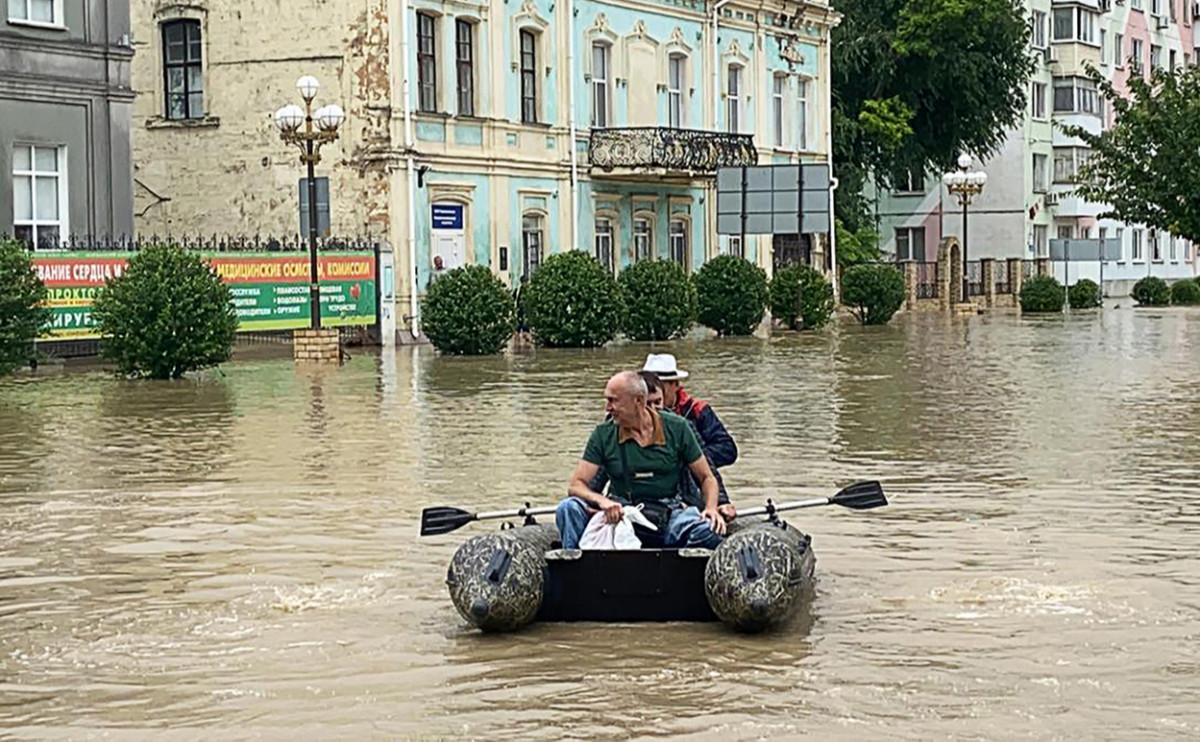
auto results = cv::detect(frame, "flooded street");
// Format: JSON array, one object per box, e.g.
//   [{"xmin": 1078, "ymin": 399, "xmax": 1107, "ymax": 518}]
[{"xmin": 2, "ymin": 310, "xmax": 1199, "ymax": 740}]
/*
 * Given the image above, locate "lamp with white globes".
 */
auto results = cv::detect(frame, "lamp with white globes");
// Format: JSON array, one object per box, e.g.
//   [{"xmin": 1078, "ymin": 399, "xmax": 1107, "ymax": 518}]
[
  {"xmin": 273, "ymin": 76, "xmax": 345, "ymax": 329},
  {"xmin": 942, "ymin": 154, "xmax": 988, "ymax": 303}
]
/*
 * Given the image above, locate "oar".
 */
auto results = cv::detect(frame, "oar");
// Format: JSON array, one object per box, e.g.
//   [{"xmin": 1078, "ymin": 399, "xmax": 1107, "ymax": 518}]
[
  {"xmin": 738, "ymin": 480, "xmax": 888, "ymax": 519},
  {"xmin": 420, "ymin": 502, "xmax": 558, "ymax": 537}
]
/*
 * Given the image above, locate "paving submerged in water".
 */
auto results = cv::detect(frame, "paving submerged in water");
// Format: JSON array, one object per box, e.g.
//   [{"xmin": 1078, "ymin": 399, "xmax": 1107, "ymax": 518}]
[{"xmin": 1, "ymin": 310, "xmax": 1198, "ymax": 739}]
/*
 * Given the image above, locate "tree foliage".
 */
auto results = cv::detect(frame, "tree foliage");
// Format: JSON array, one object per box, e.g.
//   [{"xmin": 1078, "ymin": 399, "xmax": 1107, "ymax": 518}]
[
  {"xmin": 1131, "ymin": 277, "xmax": 1170, "ymax": 307},
  {"xmin": 1169, "ymin": 279, "xmax": 1200, "ymax": 306},
  {"xmin": 524, "ymin": 251, "xmax": 622, "ymax": 348},
  {"xmin": 1019, "ymin": 275, "xmax": 1065, "ymax": 313},
  {"xmin": 1062, "ymin": 65, "xmax": 1200, "ymax": 243},
  {"xmin": 694, "ymin": 255, "xmax": 769, "ymax": 336},
  {"xmin": 769, "ymin": 265, "xmax": 835, "ymax": 331},
  {"xmin": 618, "ymin": 260, "xmax": 696, "ymax": 342},
  {"xmin": 0, "ymin": 240, "xmax": 52, "ymax": 375},
  {"xmin": 422, "ymin": 265, "xmax": 515, "ymax": 355},
  {"xmin": 1068, "ymin": 279, "xmax": 1102, "ymax": 310},
  {"xmin": 841, "ymin": 264, "xmax": 906, "ymax": 325},
  {"xmin": 93, "ymin": 244, "xmax": 238, "ymax": 379}
]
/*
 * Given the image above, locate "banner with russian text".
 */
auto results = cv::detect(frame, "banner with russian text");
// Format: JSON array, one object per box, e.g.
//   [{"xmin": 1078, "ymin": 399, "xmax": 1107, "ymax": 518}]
[{"xmin": 33, "ymin": 251, "xmax": 377, "ymax": 339}]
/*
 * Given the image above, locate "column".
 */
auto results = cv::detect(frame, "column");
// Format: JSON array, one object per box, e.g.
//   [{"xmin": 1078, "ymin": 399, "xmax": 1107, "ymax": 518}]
[{"xmin": 982, "ymin": 258, "xmax": 996, "ymax": 308}]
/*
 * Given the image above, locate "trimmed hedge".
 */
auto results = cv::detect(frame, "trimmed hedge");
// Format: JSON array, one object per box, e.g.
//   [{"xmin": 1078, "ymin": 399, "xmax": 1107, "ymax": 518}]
[
  {"xmin": 422, "ymin": 265, "xmax": 515, "ymax": 355},
  {"xmin": 769, "ymin": 265, "xmax": 835, "ymax": 331},
  {"xmin": 1068, "ymin": 279, "xmax": 1102, "ymax": 309},
  {"xmin": 841, "ymin": 263, "xmax": 905, "ymax": 325},
  {"xmin": 1019, "ymin": 275, "xmax": 1065, "ymax": 313},
  {"xmin": 694, "ymin": 254, "xmax": 769, "ymax": 336},
  {"xmin": 618, "ymin": 259, "xmax": 697, "ymax": 341},
  {"xmin": 1169, "ymin": 278, "xmax": 1200, "ymax": 306},
  {"xmin": 525, "ymin": 250, "xmax": 622, "ymax": 347},
  {"xmin": 93, "ymin": 244, "xmax": 238, "ymax": 379},
  {"xmin": 1132, "ymin": 276, "xmax": 1170, "ymax": 307},
  {"xmin": 0, "ymin": 240, "xmax": 52, "ymax": 375}
]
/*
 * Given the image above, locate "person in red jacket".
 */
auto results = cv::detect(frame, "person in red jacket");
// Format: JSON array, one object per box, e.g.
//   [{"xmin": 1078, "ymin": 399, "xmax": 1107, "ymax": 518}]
[{"xmin": 641, "ymin": 354, "xmax": 738, "ymax": 521}]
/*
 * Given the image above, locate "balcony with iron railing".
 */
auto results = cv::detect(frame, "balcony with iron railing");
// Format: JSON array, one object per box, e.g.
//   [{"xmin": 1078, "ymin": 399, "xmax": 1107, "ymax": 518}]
[{"xmin": 587, "ymin": 127, "xmax": 758, "ymax": 177}]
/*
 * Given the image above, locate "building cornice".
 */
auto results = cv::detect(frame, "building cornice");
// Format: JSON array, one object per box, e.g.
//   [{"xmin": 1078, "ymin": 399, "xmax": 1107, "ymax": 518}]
[{"xmin": 0, "ymin": 32, "xmax": 134, "ymax": 61}]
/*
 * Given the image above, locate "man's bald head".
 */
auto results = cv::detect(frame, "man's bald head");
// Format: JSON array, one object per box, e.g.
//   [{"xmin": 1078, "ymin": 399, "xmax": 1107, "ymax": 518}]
[
  {"xmin": 612, "ymin": 370, "xmax": 648, "ymax": 398},
  {"xmin": 604, "ymin": 371, "xmax": 649, "ymax": 427}
]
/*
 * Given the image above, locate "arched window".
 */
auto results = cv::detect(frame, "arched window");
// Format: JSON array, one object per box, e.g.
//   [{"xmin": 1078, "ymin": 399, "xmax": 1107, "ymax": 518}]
[
  {"xmin": 594, "ymin": 214, "xmax": 615, "ymax": 273},
  {"xmin": 667, "ymin": 54, "xmax": 686, "ymax": 128},
  {"xmin": 162, "ymin": 19, "xmax": 203, "ymax": 120},
  {"xmin": 592, "ymin": 42, "xmax": 611, "ymax": 127},
  {"xmin": 726, "ymin": 64, "xmax": 743, "ymax": 134},
  {"xmin": 522, "ymin": 212, "xmax": 545, "ymax": 277},
  {"xmin": 669, "ymin": 218, "xmax": 689, "ymax": 270}
]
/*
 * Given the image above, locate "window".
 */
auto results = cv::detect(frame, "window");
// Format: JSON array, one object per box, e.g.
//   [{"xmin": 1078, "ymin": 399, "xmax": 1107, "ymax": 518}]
[
  {"xmin": 1151, "ymin": 0, "xmax": 1163, "ymax": 16},
  {"xmin": 772, "ymin": 75, "xmax": 785, "ymax": 147},
  {"xmin": 520, "ymin": 30, "xmax": 538, "ymax": 124},
  {"xmin": 893, "ymin": 165, "xmax": 923, "ymax": 193},
  {"xmin": 1053, "ymin": 77, "xmax": 1098, "ymax": 114},
  {"xmin": 161, "ymin": 20, "xmax": 203, "ymax": 120},
  {"xmin": 669, "ymin": 219, "xmax": 689, "ymax": 269},
  {"xmin": 1132, "ymin": 0, "xmax": 1143, "ymax": 9},
  {"xmin": 1033, "ymin": 154, "xmax": 1048, "ymax": 192},
  {"xmin": 726, "ymin": 65, "xmax": 741, "ymax": 133},
  {"xmin": 1052, "ymin": 8, "xmax": 1099, "ymax": 43},
  {"xmin": 1034, "ymin": 225, "xmax": 1049, "ymax": 257},
  {"xmin": 595, "ymin": 216, "xmax": 614, "ymax": 272},
  {"xmin": 1132, "ymin": 229, "xmax": 1144, "ymax": 261},
  {"xmin": 727, "ymin": 235, "xmax": 744, "ymax": 259},
  {"xmin": 1054, "ymin": 147, "xmax": 1092, "ymax": 183},
  {"xmin": 1032, "ymin": 82, "xmax": 1047, "ymax": 118},
  {"xmin": 6, "ymin": 0, "xmax": 58, "ymax": 25},
  {"xmin": 1170, "ymin": 49, "xmax": 1177, "ymax": 71},
  {"xmin": 1100, "ymin": 29, "xmax": 1108, "ymax": 65},
  {"xmin": 298, "ymin": 177, "xmax": 330, "ymax": 237},
  {"xmin": 1151, "ymin": 44, "xmax": 1162, "ymax": 70},
  {"xmin": 1078, "ymin": 10, "xmax": 1096, "ymax": 44},
  {"xmin": 1052, "ymin": 8, "xmax": 1073, "ymax": 40},
  {"xmin": 633, "ymin": 218, "xmax": 653, "ymax": 261},
  {"xmin": 1131, "ymin": 39, "xmax": 1144, "ymax": 72},
  {"xmin": 522, "ymin": 214, "xmax": 543, "ymax": 276},
  {"xmin": 1116, "ymin": 227, "xmax": 1125, "ymax": 260},
  {"xmin": 797, "ymin": 78, "xmax": 809, "ymax": 150},
  {"xmin": 417, "ymin": 12, "xmax": 437, "ymax": 112},
  {"xmin": 1114, "ymin": 33, "xmax": 1124, "ymax": 67},
  {"xmin": 1151, "ymin": 231, "xmax": 1162, "ymax": 261},
  {"xmin": 12, "ymin": 144, "xmax": 66, "ymax": 249},
  {"xmin": 894, "ymin": 227, "xmax": 925, "ymax": 261},
  {"xmin": 1170, "ymin": 235, "xmax": 1178, "ymax": 261},
  {"xmin": 1032, "ymin": 10, "xmax": 1047, "ymax": 48},
  {"xmin": 668, "ymin": 54, "xmax": 685, "ymax": 128},
  {"xmin": 592, "ymin": 43, "xmax": 609, "ymax": 127},
  {"xmin": 1057, "ymin": 225, "xmax": 1074, "ymax": 240},
  {"xmin": 456, "ymin": 20, "xmax": 474, "ymax": 116}
]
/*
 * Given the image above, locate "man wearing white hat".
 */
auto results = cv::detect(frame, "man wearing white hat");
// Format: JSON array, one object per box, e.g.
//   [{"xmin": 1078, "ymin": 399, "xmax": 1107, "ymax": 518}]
[{"xmin": 642, "ymin": 353, "xmax": 738, "ymax": 521}]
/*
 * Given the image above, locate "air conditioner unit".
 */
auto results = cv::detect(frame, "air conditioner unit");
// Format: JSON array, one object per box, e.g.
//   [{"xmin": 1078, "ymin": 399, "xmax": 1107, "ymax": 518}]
[
  {"xmin": 1044, "ymin": 193, "xmax": 1060, "ymax": 206},
  {"xmin": 1048, "ymin": 46, "xmax": 1059, "ymax": 63},
  {"xmin": 1155, "ymin": 15, "xmax": 1170, "ymax": 30},
  {"xmin": 1099, "ymin": 0, "xmax": 1111, "ymax": 12}
]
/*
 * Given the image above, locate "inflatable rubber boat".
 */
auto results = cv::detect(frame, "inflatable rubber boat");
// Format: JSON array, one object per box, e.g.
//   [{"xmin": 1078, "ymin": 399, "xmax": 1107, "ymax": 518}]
[{"xmin": 422, "ymin": 481, "xmax": 886, "ymax": 633}]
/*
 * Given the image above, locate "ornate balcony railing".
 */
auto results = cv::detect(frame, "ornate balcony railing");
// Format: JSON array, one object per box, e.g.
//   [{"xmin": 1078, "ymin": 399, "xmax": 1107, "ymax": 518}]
[{"xmin": 588, "ymin": 127, "xmax": 757, "ymax": 174}]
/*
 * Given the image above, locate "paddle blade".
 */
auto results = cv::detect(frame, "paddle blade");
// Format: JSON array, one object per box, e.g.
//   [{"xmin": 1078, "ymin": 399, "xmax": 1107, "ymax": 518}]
[
  {"xmin": 831, "ymin": 481, "xmax": 888, "ymax": 510},
  {"xmin": 420, "ymin": 506, "xmax": 475, "ymax": 536}
]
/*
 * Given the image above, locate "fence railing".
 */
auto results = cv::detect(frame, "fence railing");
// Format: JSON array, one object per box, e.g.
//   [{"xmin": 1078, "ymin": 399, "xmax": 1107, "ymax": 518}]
[
  {"xmin": 995, "ymin": 265, "xmax": 1012, "ymax": 295},
  {"xmin": 6, "ymin": 233, "xmax": 382, "ymax": 253},
  {"xmin": 966, "ymin": 261, "xmax": 985, "ymax": 297},
  {"xmin": 915, "ymin": 261, "xmax": 939, "ymax": 299}
]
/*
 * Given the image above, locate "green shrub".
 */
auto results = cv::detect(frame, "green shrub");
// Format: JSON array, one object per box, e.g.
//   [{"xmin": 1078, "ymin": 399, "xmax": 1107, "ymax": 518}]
[
  {"xmin": 1169, "ymin": 278, "xmax": 1200, "ymax": 305},
  {"xmin": 1019, "ymin": 275, "xmax": 1065, "ymax": 313},
  {"xmin": 617, "ymin": 260, "xmax": 696, "ymax": 341},
  {"xmin": 0, "ymin": 240, "xmax": 52, "ymax": 375},
  {"xmin": 1068, "ymin": 279, "xmax": 1102, "ymax": 309},
  {"xmin": 841, "ymin": 263, "xmax": 906, "ymax": 325},
  {"xmin": 1132, "ymin": 276, "xmax": 1170, "ymax": 306},
  {"xmin": 694, "ymin": 254, "xmax": 769, "ymax": 336},
  {"xmin": 92, "ymin": 244, "xmax": 238, "ymax": 379},
  {"xmin": 422, "ymin": 265, "xmax": 515, "ymax": 355},
  {"xmin": 769, "ymin": 265, "xmax": 835, "ymax": 331},
  {"xmin": 525, "ymin": 250, "xmax": 622, "ymax": 347}
]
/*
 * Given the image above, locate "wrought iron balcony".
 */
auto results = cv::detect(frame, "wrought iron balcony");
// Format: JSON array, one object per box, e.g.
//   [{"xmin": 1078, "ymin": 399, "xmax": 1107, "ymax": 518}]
[{"xmin": 588, "ymin": 127, "xmax": 757, "ymax": 175}]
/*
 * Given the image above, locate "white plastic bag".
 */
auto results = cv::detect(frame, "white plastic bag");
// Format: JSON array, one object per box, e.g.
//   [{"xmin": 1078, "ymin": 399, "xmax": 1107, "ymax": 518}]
[{"xmin": 579, "ymin": 505, "xmax": 658, "ymax": 550}]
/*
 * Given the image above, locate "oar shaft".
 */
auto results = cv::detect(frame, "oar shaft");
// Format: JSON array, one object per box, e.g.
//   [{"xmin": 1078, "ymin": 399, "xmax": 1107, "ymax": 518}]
[
  {"xmin": 737, "ymin": 496, "xmax": 830, "ymax": 519},
  {"xmin": 475, "ymin": 505, "xmax": 558, "ymax": 521}
]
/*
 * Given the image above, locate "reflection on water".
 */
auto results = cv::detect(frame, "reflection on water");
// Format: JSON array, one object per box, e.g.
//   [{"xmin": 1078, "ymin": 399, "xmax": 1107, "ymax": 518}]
[{"xmin": 2, "ymin": 309, "xmax": 1199, "ymax": 740}]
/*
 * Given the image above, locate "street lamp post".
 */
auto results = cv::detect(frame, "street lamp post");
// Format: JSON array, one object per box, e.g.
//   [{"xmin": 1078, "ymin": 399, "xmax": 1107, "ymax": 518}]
[
  {"xmin": 942, "ymin": 154, "xmax": 988, "ymax": 303},
  {"xmin": 274, "ymin": 76, "xmax": 345, "ymax": 329}
]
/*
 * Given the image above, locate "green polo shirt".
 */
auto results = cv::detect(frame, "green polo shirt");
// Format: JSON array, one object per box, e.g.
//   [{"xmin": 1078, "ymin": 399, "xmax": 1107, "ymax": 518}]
[{"xmin": 582, "ymin": 409, "xmax": 704, "ymax": 503}]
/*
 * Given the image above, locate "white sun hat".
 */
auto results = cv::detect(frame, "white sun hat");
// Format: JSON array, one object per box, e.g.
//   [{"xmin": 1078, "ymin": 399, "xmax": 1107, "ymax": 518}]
[{"xmin": 641, "ymin": 353, "xmax": 689, "ymax": 381}]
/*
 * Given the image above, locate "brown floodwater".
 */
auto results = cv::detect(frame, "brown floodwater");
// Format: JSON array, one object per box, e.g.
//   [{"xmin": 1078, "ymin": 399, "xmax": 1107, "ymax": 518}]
[{"xmin": 1, "ymin": 309, "xmax": 1199, "ymax": 740}]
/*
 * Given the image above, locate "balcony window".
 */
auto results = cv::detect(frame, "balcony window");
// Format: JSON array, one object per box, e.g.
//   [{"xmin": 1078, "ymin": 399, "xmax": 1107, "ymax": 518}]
[
  {"xmin": 1052, "ymin": 7, "xmax": 1098, "ymax": 44},
  {"xmin": 667, "ymin": 54, "xmax": 685, "ymax": 128},
  {"xmin": 726, "ymin": 65, "xmax": 741, "ymax": 134},
  {"xmin": 592, "ymin": 43, "xmax": 610, "ymax": 127},
  {"xmin": 1053, "ymin": 147, "xmax": 1092, "ymax": 183},
  {"xmin": 1032, "ymin": 10, "xmax": 1047, "ymax": 48},
  {"xmin": 797, "ymin": 78, "xmax": 809, "ymax": 151},
  {"xmin": 772, "ymin": 75, "xmax": 785, "ymax": 147},
  {"xmin": 1053, "ymin": 77, "xmax": 1098, "ymax": 115}
]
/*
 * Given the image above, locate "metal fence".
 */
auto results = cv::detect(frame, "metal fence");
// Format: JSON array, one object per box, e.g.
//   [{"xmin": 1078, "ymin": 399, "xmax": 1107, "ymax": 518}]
[
  {"xmin": 915, "ymin": 262, "xmax": 939, "ymax": 299},
  {"xmin": 7, "ymin": 233, "xmax": 382, "ymax": 253},
  {"xmin": 966, "ymin": 261, "xmax": 985, "ymax": 297},
  {"xmin": 1022, "ymin": 261, "xmax": 1036, "ymax": 279},
  {"xmin": 995, "ymin": 265, "xmax": 1012, "ymax": 295}
]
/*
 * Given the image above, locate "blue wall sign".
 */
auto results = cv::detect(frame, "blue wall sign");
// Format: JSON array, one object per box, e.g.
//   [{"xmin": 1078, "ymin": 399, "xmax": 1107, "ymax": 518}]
[{"xmin": 431, "ymin": 204, "xmax": 464, "ymax": 231}]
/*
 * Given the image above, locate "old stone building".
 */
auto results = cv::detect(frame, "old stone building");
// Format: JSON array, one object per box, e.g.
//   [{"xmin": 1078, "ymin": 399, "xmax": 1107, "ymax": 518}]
[
  {"xmin": 2, "ymin": 0, "xmax": 134, "ymax": 245},
  {"xmin": 131, "ymin": 0, "xmax": 837, "ymax": 341}
]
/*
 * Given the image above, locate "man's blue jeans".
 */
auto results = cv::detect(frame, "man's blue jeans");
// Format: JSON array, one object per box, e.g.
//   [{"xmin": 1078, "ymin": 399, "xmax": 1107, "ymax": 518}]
[{"xmin": 554, "ymin": 497, "xmax": 724, "ymax": 550}]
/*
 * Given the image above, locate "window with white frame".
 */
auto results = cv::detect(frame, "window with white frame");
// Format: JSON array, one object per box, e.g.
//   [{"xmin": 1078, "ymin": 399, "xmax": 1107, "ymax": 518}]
[
  {"xmin": 727, "ymin": 235, "xmax": 743, "ymax": 259},
  {"xmin": 669, "ymin": 218, "xmax": 688, "ymax": 269},
  {"xmin": 520, "ymin": 29, "xmax": 538, "ymax": 124},
  {"xmin": 1115, "ymin": 33, "xmax": 1124, "ymax": 67},
  {"xmin": 1170, "ymin": 234, "xmax": 1178, "ymax": 261},
  {"xmin": 1150, "ymin": 230, "xmax": 1162, "ymax": 261},
  {"xmin": 726, "ymin": 65, "xmax": 741, "ymax": 133},
  {"xmin": 1053, "ymin": 146, "xmax": 1091, "ymax": 183},
  {"xmin": 1052, "ymin": 7, "xmax": 1099, "ymax": 43},
  {"xmin": 594, "ymin": 216, "xmax": 614, "ymax": 272},
  {"xmin": 633, "ymin": 217, "xmax": 653, "ymax": 261},
  {"xmin": 1053, "ymin": 77, "xmax": 1098, "ymax": 114},
  {"xmin": 1033, "ymin": 153, "xmax": 1048, "ymax": 192},
  {"xmin": 1151, "ymin": 44, "xmax": 1162, "ymax": 70},
  {"xmin": 12, "ymin": 144, "xmax": 67, "ymax": 249},
  {"xmin": 1057, "ymin": 225, "xmax": 1074, "ymax": 240},
  {"xmin": 1032, "ymin": 82, "xmax": 1047, "ymax": 118},
  {"xmin": 456, "ymin": 19, "xmax": 475, "ymax": 116},
  {"xmin": 417, "ymin": 12, "xmax": 438, "ymax": 113},
  {"xmin": 668, "ymin": 54, "xmax": 685, "ymax": 128},
  {"xmin": 797, "ymin": 78, "xmax": 809, "ymax": 151},
  {"xmin": 772, "ymin": 75, "xmax": 785, "ymax": 147},
  {"xmin": 1132, "ymin": 229, "xmax": 1143, "ymax": 261},
  {"xmin": 162, "ymin": 19, "xmax": 204, "ymax": 120},
  {"xmin": 1034, "ymin": 225, "xmax": 1049, "ymax": 256},
  {"xmin": 7, "ymin": 0, "xmax": 59, "ymax": 25},
  {"xmin": 592, "ymin": 42, "xmax": 610, "ymax": 128},
  {"xmin": 1032, "ymin": 10, "xmax": 1047, "ymax": 48},
  {"xmin": 1116, "ymin": 227, "xmax": 1125, "ymax": 260},
  {"xmin": 522, "ymin": 213, "xmax": 544, "ymax": 276},
  {"xmin": 894, "ymin": 227, "xmax": 925, "ymax": 261},
  {"xmin": 1131, "ymin": 39, "xmax": 1144, "ymax": 72},
  {"xmin": 1151, "ymin": 0, "xmax": 1164, "ymax": 16}
]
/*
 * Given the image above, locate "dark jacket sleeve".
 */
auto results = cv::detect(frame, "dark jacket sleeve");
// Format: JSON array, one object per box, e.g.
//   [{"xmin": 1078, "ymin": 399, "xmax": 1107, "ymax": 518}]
[{"xmin": 695, "ymin": 406, "xmax": 738, "ymax": 469}]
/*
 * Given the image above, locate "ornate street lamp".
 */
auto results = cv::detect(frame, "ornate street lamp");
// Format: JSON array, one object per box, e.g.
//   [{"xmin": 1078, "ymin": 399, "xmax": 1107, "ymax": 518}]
[
  {"xmin": 274, "ymin": 76, "xmax": 345, "ymax": 329},
  {"xmin": 942, "ymin": 154, "xmax": 988, "ymax": 303}
]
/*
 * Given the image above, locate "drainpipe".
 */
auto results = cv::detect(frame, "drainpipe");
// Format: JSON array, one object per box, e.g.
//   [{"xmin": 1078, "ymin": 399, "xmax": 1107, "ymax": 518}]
[
  {"xmin": 711, "ymin": 0, "xmax": 733, "ymax": 130},
  {"xmin": 823, "ymin": 24, "xmax": 838, "ymax": 298},
  {"xmin": 400, "ymin": 0, "xmax": 420, "ymax": 337},
  {"xmin": 567, "ymin": 0, "xmax": 579, "ymax": 250}
]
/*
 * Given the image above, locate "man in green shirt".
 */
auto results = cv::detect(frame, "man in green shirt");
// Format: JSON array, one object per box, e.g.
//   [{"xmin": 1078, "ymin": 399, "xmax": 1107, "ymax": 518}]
[{"xmin": 557, "ymin": 371, "xmax": 727, "ymax": 549}]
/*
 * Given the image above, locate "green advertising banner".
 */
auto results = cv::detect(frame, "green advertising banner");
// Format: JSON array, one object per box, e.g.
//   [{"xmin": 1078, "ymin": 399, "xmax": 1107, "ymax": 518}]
[{"xmin": 32, "ymin": 251, "xmax": 377, "ymax": 340}]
